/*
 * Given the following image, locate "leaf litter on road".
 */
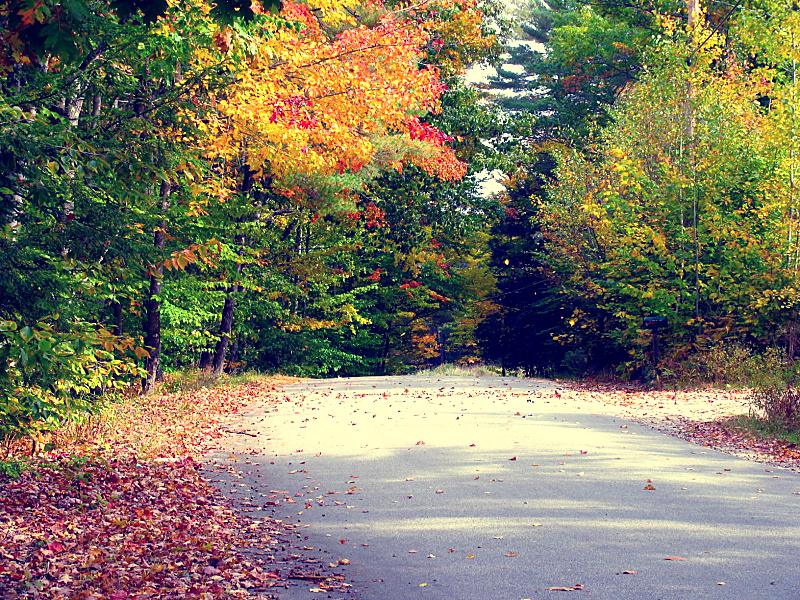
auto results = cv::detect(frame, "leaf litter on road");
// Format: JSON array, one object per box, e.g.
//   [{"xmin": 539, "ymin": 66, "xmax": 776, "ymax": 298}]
[
  {"xmin": 0, "ymin": 378, "xmax": 355, "ymax": 599},
  {"xmin": 546, "ymin": 583, "xmax": 585, "ymax": 591}
]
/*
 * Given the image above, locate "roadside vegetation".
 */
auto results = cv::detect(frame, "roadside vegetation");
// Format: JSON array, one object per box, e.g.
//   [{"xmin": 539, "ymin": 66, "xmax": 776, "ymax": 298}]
[{"xmin": 0, "ymin": 372, "xmax": 294, "ymax": 598}]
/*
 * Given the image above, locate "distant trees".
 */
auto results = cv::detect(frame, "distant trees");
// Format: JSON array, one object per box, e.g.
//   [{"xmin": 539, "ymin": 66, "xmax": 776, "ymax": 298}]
[{"xmin": 482, "ymin": 0, "xmax": 800, "ymax": 377}]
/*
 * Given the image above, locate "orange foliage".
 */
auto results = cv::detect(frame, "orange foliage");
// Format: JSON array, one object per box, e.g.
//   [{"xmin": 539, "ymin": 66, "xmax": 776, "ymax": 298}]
[{"xmin": 204, "ymin": 0, "xmax": 471, "ymax": 189}]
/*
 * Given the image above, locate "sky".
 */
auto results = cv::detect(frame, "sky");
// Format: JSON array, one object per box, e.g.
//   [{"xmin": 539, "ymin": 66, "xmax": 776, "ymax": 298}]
[{"xmin": 464, "ymin": 39, "xmax": 546, "ymax": 196}]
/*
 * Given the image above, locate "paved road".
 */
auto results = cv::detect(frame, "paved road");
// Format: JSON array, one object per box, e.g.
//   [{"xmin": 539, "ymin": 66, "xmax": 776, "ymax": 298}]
[{"xmin": 205, "ymin": 376, "xmax": 800, "ymax": 599}]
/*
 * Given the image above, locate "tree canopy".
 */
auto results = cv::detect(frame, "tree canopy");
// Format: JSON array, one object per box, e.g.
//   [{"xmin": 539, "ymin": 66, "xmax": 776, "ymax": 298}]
[{"xmin": 3, "ymin": 0, "xmax": 800, "ymax": 442}]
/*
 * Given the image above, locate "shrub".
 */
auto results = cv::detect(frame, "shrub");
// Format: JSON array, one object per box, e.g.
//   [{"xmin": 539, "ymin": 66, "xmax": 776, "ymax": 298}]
[
  {"xmin": 749, "ymin": 386, "xmax": 800, "ymax": 428},
  {"xmin": 0, "ymin": 318, "xmax": 144, "ymax": 454}
]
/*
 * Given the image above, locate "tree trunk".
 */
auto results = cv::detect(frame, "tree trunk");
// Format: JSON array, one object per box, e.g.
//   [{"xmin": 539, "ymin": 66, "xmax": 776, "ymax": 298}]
[
  {"xmin": 211, "ymin": 164, "xmax": 255, "ymax": 375},
  {"xmin": 111, "ymin": 301, "xmax": 122, "ymax": 337},
  {"xmin": 379, "ymin": 324, "xmax": 392, "ymax": 375},
  {"xmin": 229, "ymin": 338, "xmax": 240, "ymax": 366},
  {"xmin": 211, "ymin": 284, "xmax": 239, "ymax": 375},
  {"xmin": 142, "ymin": 180, "xmax": 171, "ymax": 394}
]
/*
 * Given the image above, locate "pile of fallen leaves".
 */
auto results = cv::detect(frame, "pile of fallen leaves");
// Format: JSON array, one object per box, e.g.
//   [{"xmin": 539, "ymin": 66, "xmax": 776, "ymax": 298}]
[
  {"xmin": 679, "ymin": 419, "xmax": 800, "ymax": 470},
  {"xmin": 0, "ymin": 377, "xmax": 294, "ymax": 599}
]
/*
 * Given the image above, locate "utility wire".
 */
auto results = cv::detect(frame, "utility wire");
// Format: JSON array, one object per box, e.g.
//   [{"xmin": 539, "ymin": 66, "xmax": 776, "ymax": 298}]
[{"xmin": 693, "ymin": 0, "xmax": 745, "ymax": 55}]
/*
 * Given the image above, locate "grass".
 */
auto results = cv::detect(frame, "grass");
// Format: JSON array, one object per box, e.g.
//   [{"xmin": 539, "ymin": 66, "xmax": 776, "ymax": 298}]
[
  {"xmin": 719, "ymin": 414, "xmax": 800, "ymax": 447},
  {"xmin": 158, "ymin": 368, "xmax": 276, "ymax": 394},
  {"xmin": 416, "ymin": 363, "xmax": 506, "ymax": 377}
]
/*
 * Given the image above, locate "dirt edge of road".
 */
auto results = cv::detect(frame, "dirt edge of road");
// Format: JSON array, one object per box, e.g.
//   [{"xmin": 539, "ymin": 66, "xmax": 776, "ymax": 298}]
[{"xmin": 560, "ymin": 381, "xmax": 800, "ymax": 472}]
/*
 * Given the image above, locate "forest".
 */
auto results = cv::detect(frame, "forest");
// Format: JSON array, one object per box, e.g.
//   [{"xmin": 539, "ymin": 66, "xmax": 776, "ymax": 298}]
[{"xmin": 2, "ymin": 0, "xmax": 799, "ymax": 442}]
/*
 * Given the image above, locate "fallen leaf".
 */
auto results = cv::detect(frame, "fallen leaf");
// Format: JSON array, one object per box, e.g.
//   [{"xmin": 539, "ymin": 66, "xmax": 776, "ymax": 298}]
[
  {"xmin": 546, "ymin": 583, "xmax": 584, "ymax": 591},
  {"xmin": 644, "ymin": 484, "xmax": 656, "ymax": 490},
  {"xmin": 467, "ymin": 554, "xmax": 475, "ymax": 559}
]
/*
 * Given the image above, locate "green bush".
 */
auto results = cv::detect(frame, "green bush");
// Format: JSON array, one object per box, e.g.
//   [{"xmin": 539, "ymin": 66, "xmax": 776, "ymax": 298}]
[
  {"xmin": 0, "ymin": 318, "xmax": 144, "ymax": 452},
  {"xmin": 662, "ymin": 343, "xmax": 792, "ymax": 389},
  {"xmin": 0, "ymin": 457, "xmax": 31, "ymax": 478}
]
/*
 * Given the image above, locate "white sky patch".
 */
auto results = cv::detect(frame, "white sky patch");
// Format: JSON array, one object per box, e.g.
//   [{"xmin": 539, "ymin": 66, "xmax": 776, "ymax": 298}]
[
  {"xmin": 472, "ymin": 168, "xmax": 507, "ymax": 197},
  {"xmin": 501, "ymin": 64, "xmax": 526, "ymax": 75},
  {"xmin": 464, "ymin": 39, "xmax": 545, "ymax": 85},
  {"xmin": 464, "ymin": 63, "xmax": 498, "ymax": 84},
  {"xmin": 508, "ymin": 39, "xmax": 545, "ymax": 52}
]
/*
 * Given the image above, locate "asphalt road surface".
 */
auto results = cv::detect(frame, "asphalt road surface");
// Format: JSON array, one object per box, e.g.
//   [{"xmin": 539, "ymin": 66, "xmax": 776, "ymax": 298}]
[{"xmin": 205, "ymin": 375, "xmax": 800, "ymax": 599}]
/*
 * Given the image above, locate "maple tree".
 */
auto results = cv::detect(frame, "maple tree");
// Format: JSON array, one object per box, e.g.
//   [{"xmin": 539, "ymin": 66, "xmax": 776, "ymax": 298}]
[
  {"xmin": 165, "ymin": 0, "xmax": 504, "ymax": 376},
  {"xmin": 13, "ymin": 0, "xmax": 800, "ymax": 435}
]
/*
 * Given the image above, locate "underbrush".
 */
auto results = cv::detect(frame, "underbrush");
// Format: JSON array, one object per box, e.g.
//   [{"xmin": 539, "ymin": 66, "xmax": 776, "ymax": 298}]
[
  {"xmin": 660, "ymin": 344, "xmax": 793, "ymax": 389},
  {"xmin": 416, "ymin": 363, "xmax": 504, "ymax": 377},
  {"xmin": 0, "ymin": 370, "xmax": 292, "ymax": 466},
  {"xmin": 720, "ymin": 414, "xmax": 800, "ymax": 447}
]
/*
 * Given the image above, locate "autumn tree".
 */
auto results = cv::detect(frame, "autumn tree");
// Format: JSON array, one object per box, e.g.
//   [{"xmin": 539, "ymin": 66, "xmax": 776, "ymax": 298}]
[{"xmin": 528, "ymin": 3, "xmax": 799, "ymax": 376}]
